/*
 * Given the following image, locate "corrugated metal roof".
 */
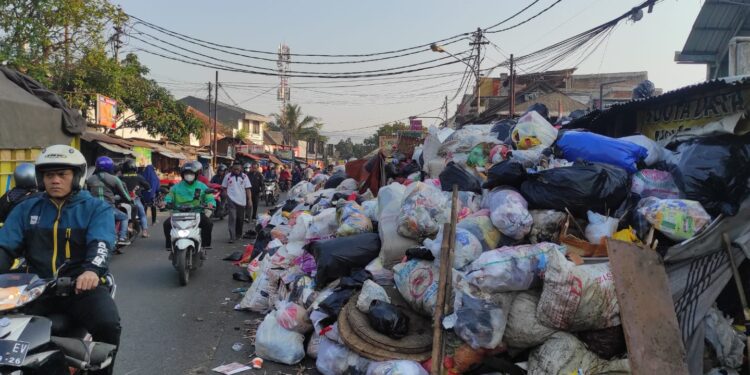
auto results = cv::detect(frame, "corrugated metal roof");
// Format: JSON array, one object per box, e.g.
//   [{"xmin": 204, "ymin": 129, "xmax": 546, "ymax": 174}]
[{"xmin": 676, "ymin": 0, "xmax": 750, "ymax": 63}]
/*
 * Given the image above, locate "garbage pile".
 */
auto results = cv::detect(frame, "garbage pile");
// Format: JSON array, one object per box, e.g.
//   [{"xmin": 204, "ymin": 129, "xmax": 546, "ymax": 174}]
[{"xmin": 231, "ymin": 109, "xmax": 750, "ymax": 375}]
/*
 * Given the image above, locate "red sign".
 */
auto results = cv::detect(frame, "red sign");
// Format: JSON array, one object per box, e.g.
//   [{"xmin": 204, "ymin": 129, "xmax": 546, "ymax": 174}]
[{"xmin": 409, "ymin": 118, "xmax": 423, "ymax": 131}]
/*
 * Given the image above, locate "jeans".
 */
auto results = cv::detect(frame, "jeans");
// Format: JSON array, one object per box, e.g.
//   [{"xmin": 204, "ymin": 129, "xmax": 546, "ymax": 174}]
[
  {"xmin": 134, "ymin": 198, "xmax": 148, "ymax": 230},
  {"xmin": 113, "ymin": 209, "xmax": 128, "ymax": 240},
  {"xmin": 228, "ymin": 200, "xmax": 245, "ymax": 241}
]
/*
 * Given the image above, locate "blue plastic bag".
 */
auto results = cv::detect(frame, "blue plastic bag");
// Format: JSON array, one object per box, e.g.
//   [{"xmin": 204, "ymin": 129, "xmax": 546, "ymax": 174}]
[{"xmin": 556, "ymin": 131, "xmax": 648, "ymax": 173}]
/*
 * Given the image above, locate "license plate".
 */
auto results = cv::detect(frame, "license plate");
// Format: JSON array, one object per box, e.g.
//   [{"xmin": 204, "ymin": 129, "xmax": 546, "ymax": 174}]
[{"xmin": 0, "ymin": 339, "xmax": 29, "ymax": 367}]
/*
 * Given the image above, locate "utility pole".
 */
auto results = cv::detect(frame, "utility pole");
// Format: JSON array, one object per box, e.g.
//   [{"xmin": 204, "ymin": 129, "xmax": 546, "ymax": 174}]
[
  {"xmin": 112, "ymin": 6, "xmax": 124, "ymax": 62},
  {"xmin": 208, "ymin": 81, "xmax": 213, "ymax": 159},
  {"xmin": 443, "ymin": 95, "xmax": 448, "ymax": 127},
  {"xmin": 213, "ymin": 71, "xmax": 219, "ymax": 169},
  {"xmin": 509, "ymin": 54, "xmax": 516, "ymax": 118},
  {"xmin": 469, "ymin": 28, "xmax": 488, "ymax": 115}
]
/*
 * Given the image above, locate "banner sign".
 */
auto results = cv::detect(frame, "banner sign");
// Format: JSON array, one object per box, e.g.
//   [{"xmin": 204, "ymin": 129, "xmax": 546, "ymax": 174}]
[
  {"xmin": 96, "ymin": 94, "xmax": 117, "ymax": 128},
  {"xmin": 132, "ymin": 146, "xmax": 152, "ymax": 167}
]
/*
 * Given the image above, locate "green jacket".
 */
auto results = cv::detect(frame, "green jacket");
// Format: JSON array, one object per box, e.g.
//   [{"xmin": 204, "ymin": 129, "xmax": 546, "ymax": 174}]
[{"xmin": 165, "ymin": 181, "xmax": 216, "ymax": 210}]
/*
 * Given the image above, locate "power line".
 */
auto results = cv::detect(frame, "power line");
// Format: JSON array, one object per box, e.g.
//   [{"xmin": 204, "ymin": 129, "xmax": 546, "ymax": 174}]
[
  {"xmin": 483, "ymin": 0, "xmax": 543, "ymax": 31},
  {"xmin": 485, "ymin": 0, "xmax": 565, "ymax": 34}
]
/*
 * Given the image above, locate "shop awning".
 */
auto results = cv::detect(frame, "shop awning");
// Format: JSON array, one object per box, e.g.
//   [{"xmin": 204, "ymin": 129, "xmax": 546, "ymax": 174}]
[
  {"xmin": 267, "ymin": 154, "xmax": 284, "ymax": 165},
  {"xmin": 237, "ymin": 152, "xmax": 262, "ymax": 161},
  {"xmin": 157, "ymin": 150, "xmax": 187, "ymax": 160},
  {"xmin": 96, "ymin": 141, "xmax": 135, "ymax": 156}
]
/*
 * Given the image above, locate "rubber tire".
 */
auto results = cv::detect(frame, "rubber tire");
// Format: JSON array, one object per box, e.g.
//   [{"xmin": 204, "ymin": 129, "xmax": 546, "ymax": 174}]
[{"xmin": 175, "ymin": 250, "xmax": 190, "ymax": 286}]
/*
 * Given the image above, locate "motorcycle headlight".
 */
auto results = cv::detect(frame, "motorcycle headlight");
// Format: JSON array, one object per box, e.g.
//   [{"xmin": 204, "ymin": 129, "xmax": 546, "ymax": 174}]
[
  {"xmin": 0, "ymin": 284, "xmax": 46, "ymax": 311},
  {"xmin": 177, "ymin": 229, "xmax": 190, "ymax": 237}
]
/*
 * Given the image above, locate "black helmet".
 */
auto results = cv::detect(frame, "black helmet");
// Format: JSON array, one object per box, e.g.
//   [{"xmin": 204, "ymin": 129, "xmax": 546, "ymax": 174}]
[
  {"xmin": 122, "ymin": 159, "xmax": 137, "ymax": 174},
  {"xmin": 13, "ymin": 163, "xmax": 37, "ymax": 189},
  {"xmin": 218, "ymin": 164, "xmax": 228, "ymax": 172}
]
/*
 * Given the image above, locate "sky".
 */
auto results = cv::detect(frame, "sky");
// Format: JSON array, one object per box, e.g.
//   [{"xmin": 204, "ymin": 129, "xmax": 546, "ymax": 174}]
[{"xmin": 117, "ymin": 0, "xmax": 707, "ymax": 142}]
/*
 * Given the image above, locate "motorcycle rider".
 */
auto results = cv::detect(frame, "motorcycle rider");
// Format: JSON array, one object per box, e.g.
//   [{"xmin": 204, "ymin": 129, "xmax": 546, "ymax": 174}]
[
  {"xmin": 163, "ymin": 162, "xmax": 215, "ymax": 250},
  {"xmin": 0, "ymin": 163, "xmax": 38, "ymax": 224},
  {"xmin": 247, "ymin": 162, "xmax": 264, "ymax": 223},
  {"xmin": 0, "ymin": 145, "xmax": 121, "ymax": 375},
  {"xmin": 87, "ymin": 156, "xmax": 133, "ymax": 246},
  {"xmin": 211, "ymin": 164, "xmax": 228, "ymax": 185},
  {"xmin": 119, "ymin": 160, "xmax": 152, "ymax": 238},
  {"xmin": 264, "ymin": 165, "xmax": 278, "ymax": 182},
  {"xmin": 279, "ymin": 166, "xmax": 292, "ymax": 191}
]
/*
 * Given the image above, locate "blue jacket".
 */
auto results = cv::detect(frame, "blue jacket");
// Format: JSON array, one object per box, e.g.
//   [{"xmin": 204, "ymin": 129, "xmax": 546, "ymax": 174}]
[{"xmin": 0, "ymin": 190, "xmax": 114, "ymax": 279}]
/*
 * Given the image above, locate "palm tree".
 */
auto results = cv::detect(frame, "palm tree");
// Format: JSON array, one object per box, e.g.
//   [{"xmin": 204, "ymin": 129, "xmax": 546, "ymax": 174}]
[{"xmin": 268, "ymin": 103, "xmax": 322, "ymax": 146}]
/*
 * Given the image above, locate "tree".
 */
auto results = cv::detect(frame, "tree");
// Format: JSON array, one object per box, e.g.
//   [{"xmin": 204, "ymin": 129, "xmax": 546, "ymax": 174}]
[
  {"xmin": 362, "ymin": 121, "xmax": 408, "ymax": 149},
  {"xmin": 235, "ymin": 128, "xmax": 249, "ymax": 141},
  {"xmin": 335, "ymin": 138, "xmax": 355, "ymax": 160},
  {"xmin": 268, "ymin": 103, "xmax": 323, "ymax": 146}
]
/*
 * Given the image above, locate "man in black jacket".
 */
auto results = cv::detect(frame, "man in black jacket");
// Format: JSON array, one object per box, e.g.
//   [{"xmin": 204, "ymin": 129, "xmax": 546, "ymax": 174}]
[{"xmin": 247, "ymin": 162, "xmax": 264, "ymax": 223}]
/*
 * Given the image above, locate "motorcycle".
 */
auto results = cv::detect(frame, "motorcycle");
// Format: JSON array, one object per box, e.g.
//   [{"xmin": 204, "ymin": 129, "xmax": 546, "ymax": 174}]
[
  {"xmin": 207, "ymin": 183, "xmax": 226, "ymax": 220},
  {"xmin": 260, "ymin": 181, "xmax": 279, "ymax": 207},
  {"xmin": 114, "ymin": 200, "xmax": 140, "ymax": 253},
  {"xmin": 279, "ymin": 179, "xmax": 291, "ymax": 193},
  {"xmin": 0, "ymin": 272, "xmax": 117, "ymax": 374},
  {"xmin": 167, "ymin": 188, "xmax": 214, "ymax": 286}
]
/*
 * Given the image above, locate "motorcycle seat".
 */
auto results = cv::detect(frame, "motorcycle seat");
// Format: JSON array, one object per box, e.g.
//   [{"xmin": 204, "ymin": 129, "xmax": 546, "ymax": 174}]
[{"xmin": 50, "ymin": 336, "xmax": 115, "ymax": 370}]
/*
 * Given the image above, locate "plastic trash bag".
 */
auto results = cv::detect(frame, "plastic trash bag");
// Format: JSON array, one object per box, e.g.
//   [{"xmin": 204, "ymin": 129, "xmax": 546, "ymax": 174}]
[
  {"xmin": 393, "ymin": 260, "xmax": 439, "ymax": 317},
  {"xmin": 361, "ymin": 200, "xmax": 379, "ymax": 222},
  {"xmin": 637, "ymin": 197, "xmax": 711, "ymax": 241},
  {"xmin": 504, "ymin": 291, "xmax": 557, "ymax": 349},
  {"xmin": 449, "ymin": 292, "xmax": 507, "ymax": 350},
  {"xmin": 487, "ymin": 188, "xmax": 533, "ymax": 240},
  {"xmin": 620, "ymin": 135, "xmax": 667, "ymax": 166},
  {"xmin": 491, "ymin": 119, "xmax": 515, "ymax": 142},
  {"xmin": 466, "ymin": 144, "xmax": 488, "ymax": 168},
  {"xmin": 537, "ymin": 250, "xmax": 620, "ymax": 331},
  {"xmin": 378, "ymin": 183, "xmax": 419, "ymax": 266},
  {"xmin": 529, "ymin": 210, "xmax": 566, "ymax": 244},
  {"xmin": 511, "ymin": 110, "xmax": 558, "ymax": 150},
  {"xmin": 288, "ymin": 213, "xmax": 313, "ymax": 242},
  {"xmin": 439, "ymin": 161, "xmax": 482, "ymax": 194},
  {"xmin": 365, "ymin": 258, "xmax": 394, "ymax": 286},
  {"xmin": 510, "ymin": 146, "xmax": 545, "ymax": 168},
  {"xmin": 397, "ymin": 182, "xmax": 449, "ymax": 239},
  {"xmin": 357, "ymin": 280, "xmax": 391, "ymax": 313},
  {"xmin": 312, "ymin": 173, "xmax": 330, "ymax": 185},
  {"xmin": 527, "ymin": 332, "xmax": 630, "ymax": 375},
  {"xmin": 631, "ymin": 169, "xmax": 680, "ymax": 199},
  {"xmin": 584, "ymin": 211, "xmax": 619, "ymax": 244},
  {"xmin": 337, "ymin": 201, "xmax": 373, "ymax": 237},
  {"xmin": 306, "ymin": 207, "xmax": 338, "ymax": 241},
  {"xmin": 289, "ymin": 181, "xmax": 316, "ymax": 199},
  {"xmin": 520, "ymin": 162, "xmax": 629, "ymax": 216},
  {"xmin": 367, "ymin": 300, "xmax": 410, "ymax": 339},
  {"xmin": 316, "ymin": 337, "xmax": 372, "ymax": 375},
  {"xmin": 439, "ymin": 126, "xmax": 500, "ymax": 156},
  {"xmin": 447, "ymin": 191, "xmax": 482, "ymax": 221},
  {"xmin": 239, "ymin": 262, "xmax": 282, "ymax": 312},
  {"xmin": 337, "ymin": 178, "xmax": 359, "ymax": 194},
  {"xmin": 307, "ymin": 330, "xmax": 322, "ymax": 359},
  {"xmin": 256, "ymin": 312, "xmax": 306, "ymax": 365},
  {"xmin": 705, "ymin": 306, "xmax": 747, "ymax": 369},
  {"xmin": 456, "ymin": 211, "xmax": 502, "ymax": 252},
  {"xmin": 483, "ymin": 160, "xmax": 527, "ymax": 190},
  {"xmin": 670, "ymin": 134, "xmax": 750, "ymax": 216},
  {"xmin": 366, "ymin": 360, "xmax": 428, "ymax": 375},
  {"xmin": 423, "ymin": 226, "xmax": 482, "ymax": 270},
  {"xmin": 465, "ymin": 242, "xmax": 565, "ymax": 293},
  {"xmin": 275, "ymin": 301, "xmax": 312, "ymax": 334},
  {"xmin": 310, "ymin": 233, "xmax": 381, "ymax": 287},
  {"xmin": 556, "ymin": 131, "xmax": 648, "ymax": 173}
]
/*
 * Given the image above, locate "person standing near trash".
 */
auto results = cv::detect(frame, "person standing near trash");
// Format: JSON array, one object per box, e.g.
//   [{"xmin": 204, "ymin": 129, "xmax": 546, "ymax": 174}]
[
  {"xmin": 0, "ymin": 163, "xmax": 39, "ymax": 225},
  {"xmin": 247, "ymin": 162, "xmax": 264, "ymax": 223},
  {"xmin": 222, "ymin": 162, "xmax": 252, "ymax": 243}
]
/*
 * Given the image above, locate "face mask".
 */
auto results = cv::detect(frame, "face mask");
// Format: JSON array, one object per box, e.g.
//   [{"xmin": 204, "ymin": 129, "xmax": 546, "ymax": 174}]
[{"xmin": 184, "ymin": 174, "xmax": 195, "ymax": 182}]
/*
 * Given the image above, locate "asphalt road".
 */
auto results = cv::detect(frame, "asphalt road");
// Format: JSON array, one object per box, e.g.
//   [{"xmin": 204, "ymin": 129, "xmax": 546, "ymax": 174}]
[{"xmin": 111, "ymin": 200, "xmax": 316, "ymax": 375}]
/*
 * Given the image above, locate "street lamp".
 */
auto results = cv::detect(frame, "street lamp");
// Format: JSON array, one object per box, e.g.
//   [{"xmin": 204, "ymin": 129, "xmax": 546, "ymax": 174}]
[
  {"xmin": 599, "ymin": 79, "xmax": 628, "ymax": 110},
  {"xmin": 431, "ymin": 43, "xmax": 481, "ymax": 113}
]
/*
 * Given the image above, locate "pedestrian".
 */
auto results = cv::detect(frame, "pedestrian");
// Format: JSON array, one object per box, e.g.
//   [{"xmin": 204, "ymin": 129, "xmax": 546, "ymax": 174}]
[
  {"xmin": 247, "ymin": 162, "xmax": 264, "ymax": 223},
  {"xmin": 139, "ymin": 165, "xmax": 161, "ymax": 225},
  {"xmin": 222, "ymin": 162, "xmax": 252, "ymax": 243}
]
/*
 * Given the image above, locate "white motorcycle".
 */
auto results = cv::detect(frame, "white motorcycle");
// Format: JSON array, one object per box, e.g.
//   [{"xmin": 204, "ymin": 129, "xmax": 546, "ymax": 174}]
[{"xmin": 168, "ymin": 203, "xmax": 213, "ymax": 286}]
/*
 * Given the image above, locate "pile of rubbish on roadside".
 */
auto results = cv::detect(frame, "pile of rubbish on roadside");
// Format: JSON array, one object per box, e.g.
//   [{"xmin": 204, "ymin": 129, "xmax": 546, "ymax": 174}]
[{"xmin": 228, "ymin": 105, "xmax": 750, "ymax": 375}]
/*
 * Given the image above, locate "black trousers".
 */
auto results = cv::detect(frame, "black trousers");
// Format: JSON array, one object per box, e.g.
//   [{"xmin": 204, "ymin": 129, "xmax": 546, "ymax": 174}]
[
  {"xmin": 25, "ymin": 286, "xmax": 121, "ymax": 374},
  {"xmin": 250, "ymin": 190, "xmax": 261, "ymax": 220},
  {"xmin": 163, "ymin": 213, "xmax": 213, "ymax": 248}
]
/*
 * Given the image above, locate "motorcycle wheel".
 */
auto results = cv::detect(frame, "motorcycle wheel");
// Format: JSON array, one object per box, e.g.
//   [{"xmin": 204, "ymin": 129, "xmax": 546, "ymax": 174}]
[
  {"xmin": 175, "ymin": 250, "xmax": 190, "ymax": 286},
  {"xmin": 266, "ymin": 195, "xmax": 273, "ymax": 207}
]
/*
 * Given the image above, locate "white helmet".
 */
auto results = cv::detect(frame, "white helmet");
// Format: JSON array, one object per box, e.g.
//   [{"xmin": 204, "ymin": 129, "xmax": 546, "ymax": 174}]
[{"xmin": 35, "ymin": 145, "xmax": 87, "ymax": 191}]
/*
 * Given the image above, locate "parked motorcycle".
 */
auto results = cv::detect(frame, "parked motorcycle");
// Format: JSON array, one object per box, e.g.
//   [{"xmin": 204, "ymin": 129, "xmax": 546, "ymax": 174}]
[
  {"xmin": 260, "ymin": 181, "xmax": 279, "ymax": 207},
  {"xmin": 0, "ymin": 272, "xmax": 117, "ymax": 374}
]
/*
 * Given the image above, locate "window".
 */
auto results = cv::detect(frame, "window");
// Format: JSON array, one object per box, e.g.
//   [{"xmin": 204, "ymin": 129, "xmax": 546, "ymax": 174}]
[
  {"xmin": 252, "ymin": 121, "xmax": 260, "ymax": 134},
  {"xmin": 242, "ymin": 119, "xmax": 250, "ymax": 132}
]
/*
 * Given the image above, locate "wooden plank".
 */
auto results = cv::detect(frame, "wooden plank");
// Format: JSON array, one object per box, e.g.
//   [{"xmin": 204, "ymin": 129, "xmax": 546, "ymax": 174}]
[{"xmin": 607, "ymin": 239, "xmax": 689, "ymax": 375}]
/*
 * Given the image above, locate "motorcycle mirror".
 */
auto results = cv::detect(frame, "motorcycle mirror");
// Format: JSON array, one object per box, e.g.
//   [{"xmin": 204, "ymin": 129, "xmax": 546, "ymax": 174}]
[
  {"xmin": 194, "ymin": 189, "xmax": 202, "ymax": 200},
  {"xmin": 205, "ymin": 188, "xmax": 216, "ymax": 194}
]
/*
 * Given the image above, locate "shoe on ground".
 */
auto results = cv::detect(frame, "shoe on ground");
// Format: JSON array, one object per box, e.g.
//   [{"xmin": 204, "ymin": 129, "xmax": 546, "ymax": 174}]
[
  {"xmin": 117, "ymin": 239, "xmax": 131, "ymax": 246},
  {"xmin": 142, "ymin": 230, "xmax": 150, "ymax": 238},
  {"xmin": 228, "ymin": 239, "xmax": 235, "ymax": 244},
  {"xmin": 165, "ymin": 245, "xmax": 171, "ymax": 251}
]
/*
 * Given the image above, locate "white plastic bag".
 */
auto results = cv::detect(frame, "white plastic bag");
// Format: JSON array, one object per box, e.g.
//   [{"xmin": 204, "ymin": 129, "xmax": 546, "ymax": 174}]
[
  {"xmin": 397, "ymin": 182, "xmax": 449, "ymax": 239},
  {"xmin": 336, "ymin": 178, "xmax": 358, "ymax": 193},
  {"xmin": 288, "ymin": 213, "xmax": 312, "ymax": 242},
  {"xmin": 504, "ymin": 291, "xmax": 557, "ymax": 349},
  {"xmin": 306, "ymin": 207, "xmax": 338, "ymax": 241},
  {"xmin": 365, "ymin": 258, "xmax": 394, "ymax": 286},
  {"xmin": 447, "ymin": 292, "xmax": 507, "ymax": 350},
  {"xmin": 378, "ymin": 183, "xmax": 419, "ymax": 265},
  {"xmin": 620, "ymin": 135, "xmax": 667, "ymax": 166},
  {"xmin": 307, "ymin": 330, "xmax": 322, "ymax": 359},
  {"xmin": 527, "ymin": 332, "xmax": 630, "ymax": 375},
  {"xmin": 465, "ymin": 242, "xmax": 565, "ymax": 293},
  {"xmin": 487, "ymin": 188, "xmax": 532, "ymax": 240},
  {"xmin": 366, "ymin": 360, "xmax": 428, "ymax": 375},
  {"xmin": 537, "ymin": 250, "xmax": 620, "ymax": 331},
  {"xmin": 357, "ymin": 280, "xmax": 391, "ymax": 313},
  {"xmin": 255, "ymin": 312, "xmax": 306, "ymax": 365},
  {"xmin": 423, "ymin": 227, "xmax": 482, "ymax": 270},
  {"xmin": 393, "ymin": 260, "xmax": 439, "ymax": 317},
  {"xmin": 584, "ymin": 210, "xmax": 619, "ymax": 244},
  {"xmin": 337, "ymin": 201, "xmax": 373, "ymax": 237},
  {"xmin": 289, "ymin": 181, "xmax": 316, "ymax": 199},
  {"xmin": 631, "ymin": 169, "xmax": 680, "ymax": 199},
  {"xmin": 316, "ymin": 337, "xmax": 371, "ymax": 375},
  {"xmin": 361, "ymin": 200, "xmax": 379, "ymax": 222},
  {"xmin": 275, "ymin": 301, "xmax": 312, "ymax": 334},
  {"xmin": 511, "ymin": 111, "xmax": 557, "ymax": 150},
  {"xmin": 239, "ymin": 261, "xmax": 281, "ymax": 312}
]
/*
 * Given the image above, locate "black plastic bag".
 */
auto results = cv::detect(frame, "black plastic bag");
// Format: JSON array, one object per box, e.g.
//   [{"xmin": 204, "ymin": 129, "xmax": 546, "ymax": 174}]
[
  {"xmin": 483, "ymin": 160, "xmax": 527, "ymax": 190},
  {"xmin": 405, "ymin": 247, "xmax": 435, "ymax": 261},
  {"xmin": 520, "ymin": 162, "xmax": 629, "ymax": 216},
  {"xmin": 491, "ymin": 119, "xmax": 516, "ymax": 143},
  {"xmin": 319, "ymin": 288, "xmax": 355, "ymax": 318},
  {"xmin": 309, "ymin": 233, "xmax": 381, "ymax": 287},
  {"xmin": 439, "ymin": 162, "xmax": 482, "ymax": 194},
  {"xmin": 367, "ymin": 300, "xmax": 409, "ymax": 339},
  {"xmin": 400, "ymin": 160, "xmax": 421, "ymax": 178},
  {"xmin": 339, "ymin": 269, "xmax": 372, "ymax": 289},
  {"xmin": 281, "ymin": 199, "xmax": 298, "ymax": 213},
  {"xmin": 324, "ymin": 171, "xmax": 347, "ymax": 189},
  {"xmin": 251, "ymin": 225, "xmax": 275, "ymax": 260},
  {"xmin": 670, "ymin": 134, "xmax": 750, "ymax": 216}
]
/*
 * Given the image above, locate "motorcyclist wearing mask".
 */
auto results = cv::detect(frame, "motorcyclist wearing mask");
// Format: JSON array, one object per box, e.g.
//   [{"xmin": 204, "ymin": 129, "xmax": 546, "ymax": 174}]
[
  {"xmin": 0, "ymin": 163, "xmax": 39, "ymax": 224},
  {"xmin": 163, "ymin": 162, "xmax": 216, "ymax": 250},
  {"xmin": 0, "ymin": 145, "xmax": 121, "ymax": 375},
  {"xmin": 119, "ymin": 160, "xmax": 152, "ymax": 238},
  {"xmin": 86, "ymin": 156, "xmax": 133, "ymax": 246}
]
